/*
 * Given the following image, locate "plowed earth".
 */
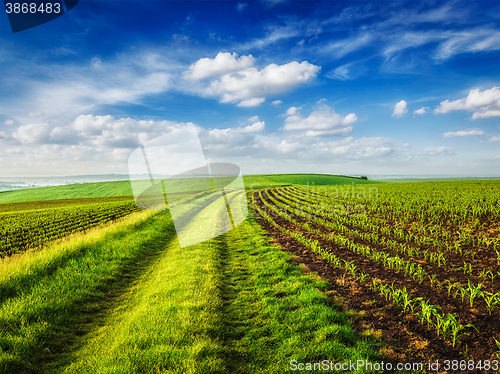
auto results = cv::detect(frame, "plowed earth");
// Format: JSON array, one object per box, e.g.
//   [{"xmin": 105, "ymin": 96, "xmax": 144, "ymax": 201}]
[{"xmin": 252, "ymin": 188, "xmax": 500, "ymax": 371}]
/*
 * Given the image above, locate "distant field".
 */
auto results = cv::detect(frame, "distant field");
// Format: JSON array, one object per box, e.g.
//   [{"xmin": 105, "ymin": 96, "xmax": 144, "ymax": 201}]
[
  {"xmin": 0, "ymin": 174, "xmax": 376, "ymax": 203},
  {"xmin": 0, "ymin": 181, "xmax": 134, "ymax": 203}
]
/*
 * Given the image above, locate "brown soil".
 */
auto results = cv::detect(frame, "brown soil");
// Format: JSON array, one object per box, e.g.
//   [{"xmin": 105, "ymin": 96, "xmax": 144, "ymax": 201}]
[{"xmin": 252, "ymin": 189, "xmax": 500, "ymax": 372}]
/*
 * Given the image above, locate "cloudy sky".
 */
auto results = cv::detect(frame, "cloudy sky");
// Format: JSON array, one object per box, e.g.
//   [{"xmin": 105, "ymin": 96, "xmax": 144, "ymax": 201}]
[{"xmin": 0, "ymin": 0, "xmax": 499, "ymax": 177}]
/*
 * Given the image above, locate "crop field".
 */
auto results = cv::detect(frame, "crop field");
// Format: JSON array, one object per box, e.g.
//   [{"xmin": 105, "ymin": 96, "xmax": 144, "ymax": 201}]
[
  {"xmin": 1, "ymin": 175, "xmax": 499, "ymax": 373},
  {"xmin": 0, "ymin": 175, "xmax": 389, "ymax": 374},
  {"xmin": 0, "ymin": 197, "xmax": 141, "ymax": 257},
  {"xmin": 251, "ymin": 180, "xmax": 500, "ymax": 363}
]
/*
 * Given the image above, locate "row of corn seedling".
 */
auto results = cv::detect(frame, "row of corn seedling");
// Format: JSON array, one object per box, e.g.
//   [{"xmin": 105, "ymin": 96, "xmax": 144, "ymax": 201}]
[{"xmin": 251, "ymin": 192, "xmax": 479, "ymax": 349}]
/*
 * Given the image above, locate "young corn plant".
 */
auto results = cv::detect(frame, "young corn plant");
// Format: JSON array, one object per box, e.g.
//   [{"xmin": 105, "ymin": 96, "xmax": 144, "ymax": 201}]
[
  {"xmin": 482, "ymin": 292, "xmax": 500, "ymax": 315},
  {"xmin": 357, "ymin": 271, "xmax": 369, "ymax": 285},
  {"xmin": 428, "ymin": 274, "xmax": 437, "ymax": 287},
  {"xmin": 417, "ymin": 300, "xmax": 440, "ymax": 330},
  {"xmin": 446, "ymin": 280, "xmax": 460, "ymax": 297},
  {"xmin": 457, "ymin": 261, "xmax": 473, "ymax": 276},
  {"xmin": 413, "ymin": 267, "xmax": 426, "ymax": 283},
  {"xmin": 494, "ymin": 338, "xmax": 500, "ymax": 360},
  {"xmin": 447, "ymin": 313, "xmax": 478, "ymax": 348},
  {"xmin": 433, "ymin": 310, "xmax": 446, "ymax": 338},
  {"xmin": 463, "ymin": 280, "xmax": 483, "ymax": 308}
]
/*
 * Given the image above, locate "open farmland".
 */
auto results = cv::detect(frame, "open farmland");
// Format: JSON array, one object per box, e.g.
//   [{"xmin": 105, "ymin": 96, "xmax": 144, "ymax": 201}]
[
  {"xmin": 251, "ymin": 180, "xmax": 500, "ymax": 363},
  {"xmin": 1, "ymin": 176, "xmax": 499, "ymax": 373},
  {"xmin": 0, "ymin": 175, "xmax": 387, "ymax": 374},
  {"xmin": 0, "ymin": 197, "xmax": 141, "ymax": 257}
]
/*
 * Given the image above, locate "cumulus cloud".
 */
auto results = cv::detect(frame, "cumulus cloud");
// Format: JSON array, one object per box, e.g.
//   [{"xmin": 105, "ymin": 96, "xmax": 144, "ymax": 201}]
[
  {"xmin": 185, "ymin": 53, "xmax": 320, "ymax": 105},
  {"xmin": 413, "ymin": 107, "xmax": 429, "ymax": 116},
  {"xmin": 248, "ymin": 116, "xmax": 259, "ymax": 122},
  {"xmin": 286, "ymin": 106, "xmax": 300, "ymax": 116},
  {"xmin": 13, "ymin": 123, "xmax": 51, "ymax": 144},
  {"xmin": 271, "ymin": 100, "xmax": 282, "ymax": 106},
  {"xmin": 434, "ymin": 86, "xmax": 500, "ymax": 119},
  {"xmin": 232, "ymin": 121, "xmax": 265, "ymax": 133},
  {"xmin": 71, "ymin": 114, "xmax": 190, "ymax": 148},
  {"xmin": 237, "ymin": 98, "xmax": 265, "ymax": 107},
  {"xmin": 3, "ymin": 119, "xmax": 14, "ymax": 126},
  {"xmin": 183, "ymin": 52, "xmax": 255, "ymax": 80},
  {"xmin": 392, "ymin": 100, "xmax": 408, "ymax": 118},
  {"xmin": 443, "ymin": 128, "xmax": 484, "ymax": 138},
  {"xmin": 206, "ymin": 61, "xmax": 319, "ymax": 103},
  {"xmin": 283, "ymin": 105, "xmax": 357, "ymax": 136},
  {"xmin": 488, "ymin": 135, "xmax": 500, "ymax": 142}
]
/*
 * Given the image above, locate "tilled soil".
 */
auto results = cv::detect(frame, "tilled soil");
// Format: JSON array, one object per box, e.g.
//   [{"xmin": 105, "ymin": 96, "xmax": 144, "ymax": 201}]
[{"xmin": 251, "ymin": 189, "xmax": 500, "ymax": 372}]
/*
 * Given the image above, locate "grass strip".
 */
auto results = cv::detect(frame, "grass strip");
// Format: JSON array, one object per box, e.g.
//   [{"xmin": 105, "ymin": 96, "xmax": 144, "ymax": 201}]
[
  {"xmin": 0, "ymin": 210, "xmax": 175, "ymax": 374},
  {"xmin": 62, "ymin": 213, "xmax": 382, "ymax": 373}
]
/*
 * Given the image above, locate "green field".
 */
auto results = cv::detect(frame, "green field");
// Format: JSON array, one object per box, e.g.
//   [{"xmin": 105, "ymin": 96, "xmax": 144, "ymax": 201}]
[
  {"xmin": 0, "ymin": 193, "xmax": 382, "ymax": 373},
  {"xmin": 0, "ymin": 174, "xmax": 376, "ymax": 204},
  {"xmin": 1, "ymin": 175, "xmax": 499, "ymax": 373}
]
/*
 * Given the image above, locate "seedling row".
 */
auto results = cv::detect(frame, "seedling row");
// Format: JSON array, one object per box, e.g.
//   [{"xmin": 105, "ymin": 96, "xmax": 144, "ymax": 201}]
[{"xmin": 251, "ymin": 184, "xmax": 500, "ymax": 360}]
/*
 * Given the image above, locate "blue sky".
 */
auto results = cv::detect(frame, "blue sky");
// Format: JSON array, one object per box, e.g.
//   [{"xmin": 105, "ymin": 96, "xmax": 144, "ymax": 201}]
[{"xmin": 0, "ymin": 0, "xmax": 499, "ymax": 177}]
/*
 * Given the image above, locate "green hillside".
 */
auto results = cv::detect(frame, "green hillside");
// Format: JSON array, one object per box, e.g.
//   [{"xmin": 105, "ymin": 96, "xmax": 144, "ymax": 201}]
[
  {"xmin": 0, "ymin": 181, "xmax": 133, "ymax": 204},
  {"xmin": 0, "ymin": 174, "xmax": 377, "ymax": 203},
  {"xmin": 243, "ymin": 173, "xmax": 377, "ymax": 188}
]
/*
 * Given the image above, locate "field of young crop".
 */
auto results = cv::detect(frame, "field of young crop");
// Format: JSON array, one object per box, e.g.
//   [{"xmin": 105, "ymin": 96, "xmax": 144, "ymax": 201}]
[
  {"xmin": 251, "ymin": 180, "xmax": 500, "ymax": 364},
  {"xmin": 0, "ymin": 197, "xmax": 141, "ymax": 257},
  {"xmin": 0, "ymin": 175, "xmax": 390, "ymax": 374},
  {"xmin": 1, "ymin": 176, "xmax": 499, "ymax": 373}
]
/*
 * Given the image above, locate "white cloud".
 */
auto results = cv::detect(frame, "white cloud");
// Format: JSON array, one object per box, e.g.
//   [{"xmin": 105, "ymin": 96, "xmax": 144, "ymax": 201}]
[
  {"xmin": 90, "ymin": 57, "xmax": 102, "ymax": 68},
  {"xmin": 435, "ymin": 28, "xmax": 500, "ymax": 60},
  {"xmin": 235, "ymin": 2, "xmax": 248, "ymax": 11},
  {"xmin": 321, "ymin": 33, "xmax": 374, "ymax": 60},
  {"xmin": 201, "ymin": 62, "xmax": 319, "ymax": 105},
  {"xmin": 184, "ymin": 52, "xmax": 255, "ymax": 80},
  {"xmin": 248, "ymin": 116, "xmax": 259, "ymax": 122},
  {"xmin": 28, "ymin": 111, "xmax": 44, "ymax": 118},
  {"xmin": 3, "ymin": 119, "xmax": 14, "ymax": 126},
  {"xmin": 418, "ymin": 146, "xmax": 455, "ymax": 156},
  {"xmin": 472, "ymin": 111, "xmax": 500, "ymax": 119},
  {"xmin": 271, "ymin": 100, "xmax": 282, "ymax": 106},
  {"xmin": 183, "ymin": 53, "xmax": 319, "ymax": 106},
  {"xmin": 13, "ymin": 123, "xmax": 51, "ymax": 144},
  {"xmin": 71, "ymin": 114, "xmax": 190, "ymax": 148},
  {"xmin": 286, "ymin": 106, "xmax": 300, "ymax": 116},
  {"xmin": 413, "ymin": 107, "xmax": 429, "ymax": 116},
  {"xmin": 326, "ymin": 64, "xmax": 352, "ymax": 81},
  {"xmin": 172, "ymin": 34, "xmax": 190, "ymax": 42},
  {"xmin": 434, "ymin": 86, "xmax": 500, "ymax": 119},
  {"xmin": 443, "ymin": 128, "xmax": 484, "ymax": 138},
  {"xmin": 488, "ymin": 135, "xmax": 500, "ymax": 142},
  {"xmin": 283, "ymin": 105, "xmax": 357, "ymax": 136},
  {"xmin": 11, "ymin": 55, "xmax": 173, "ymax": 125},
  {"xmin": 237, "ymin": 98, "xmax": 265, "ymax": 107},
  {"xmin": 238, "ymin": 24, "xmax": 300, "ymax": 50},
  {"xmin": 392, "ymin": 100, "xmax": 408, "ymax": 118},
  {"xmin": 233, "ymin": 121, "xmax": 265, "ymax": 133}
]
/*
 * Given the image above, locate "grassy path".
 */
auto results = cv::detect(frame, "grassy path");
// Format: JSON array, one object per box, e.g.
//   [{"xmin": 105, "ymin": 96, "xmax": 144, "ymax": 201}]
[
  {"xmin": 0, "ymin": 210, "xmax": 173, "ymax": 373},
  {"xmin": 0, "ymin": 208, "xmax": 382, "ymax": 373}
]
